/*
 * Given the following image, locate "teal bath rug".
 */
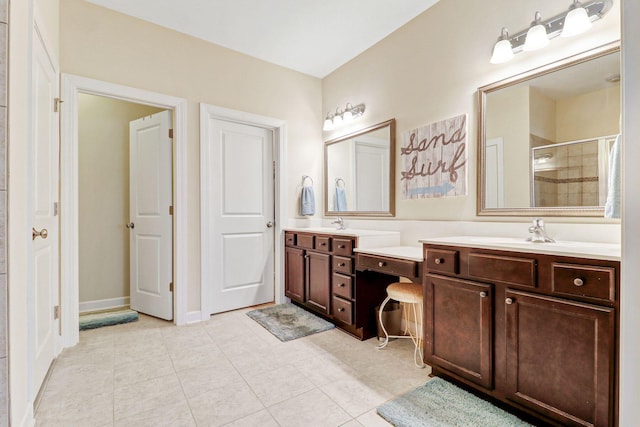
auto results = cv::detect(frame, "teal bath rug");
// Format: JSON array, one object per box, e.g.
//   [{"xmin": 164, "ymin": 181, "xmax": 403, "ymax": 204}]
[
  {"xmin": 377, "ymin": 377, "xmax": 533, "ymax": 427},
  {"xmin": 79, "ymin": 309, "xmax": 139, "ymax": 331},
  {"xmin": 246, "ymin": 303, "xmax": 335, "ymax": 342}
]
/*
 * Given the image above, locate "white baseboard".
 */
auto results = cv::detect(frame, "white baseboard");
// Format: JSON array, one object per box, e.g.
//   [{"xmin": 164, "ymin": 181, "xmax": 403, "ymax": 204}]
[
  {"xmin": 186, "ymin": 310, "xmax": 203, "ymax": 324},
  {"xmin": 79, "ymin": 297, "xmax": 130, "ymax": 314}
]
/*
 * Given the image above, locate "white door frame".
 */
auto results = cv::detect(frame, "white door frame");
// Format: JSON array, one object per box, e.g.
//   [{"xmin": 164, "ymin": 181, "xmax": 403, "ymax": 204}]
[
  {"xmin": 200, "ymin": 104, "xmax": 287, "ymax": 320},
  {"xmin": 60, "ymin": 74, "xmax": 189, "ymax": 347}
]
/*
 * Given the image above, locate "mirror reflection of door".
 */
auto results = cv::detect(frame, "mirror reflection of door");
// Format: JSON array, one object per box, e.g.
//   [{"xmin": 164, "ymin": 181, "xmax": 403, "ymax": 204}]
[
  {"xmin": 485, "ymin": 137, "xmax": 505, "ymax": 208},
  {"xmin": 354, "ymin": 139, "xmax": 390, "ymax": 211}
]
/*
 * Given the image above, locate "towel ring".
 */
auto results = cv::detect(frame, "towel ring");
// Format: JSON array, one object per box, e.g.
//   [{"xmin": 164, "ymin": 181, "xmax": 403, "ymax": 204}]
[
  {"xmin": 302, "ymin": 175, "xmax": 313, "ymax": 186},
  {"xmin": 335, "ymin": 178, "xmax": 346, "ymax": 188}
]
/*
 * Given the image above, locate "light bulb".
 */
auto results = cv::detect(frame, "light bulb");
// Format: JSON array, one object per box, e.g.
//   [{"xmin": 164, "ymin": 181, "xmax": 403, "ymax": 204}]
[
  {"xmin": 561, "ymin": 1, "xmax": 592, "ymax": 37},
  {"xmin": 523, "ymin": 12, "xmax": 549, "ymax": 52}
]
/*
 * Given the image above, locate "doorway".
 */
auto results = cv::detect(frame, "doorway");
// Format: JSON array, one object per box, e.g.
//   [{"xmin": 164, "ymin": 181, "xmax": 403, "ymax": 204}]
[
  {"xmin": 77, "ymin": 95, "xmax": 173, "ymax": 321},
  {"xmin": 60, "ymin": 75, "xmax": 189, "ymax": 347}
]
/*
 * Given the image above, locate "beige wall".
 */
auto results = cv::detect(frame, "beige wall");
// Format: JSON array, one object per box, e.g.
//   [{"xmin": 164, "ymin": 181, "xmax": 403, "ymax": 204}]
[
  {"xmin": 556, "ymin": 85, "xmax": 621, "ymax": 142},
  {"xmin": 60, "ymin": 0, "xmax": 322, "ymax": 311},
  {"xmin": 78, "ymin": 94, "xmax": 164, "ymax": 305},
  {"xmin": 529, "ymin": 88, "xmax": 556, "ymax": 142},
  {"xmin": 322, "ymin": 0, "xmax": 620, "ymax": 221}
]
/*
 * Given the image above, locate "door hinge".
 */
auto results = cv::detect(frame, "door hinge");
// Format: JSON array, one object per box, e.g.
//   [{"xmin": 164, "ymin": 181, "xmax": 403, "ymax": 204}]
[
  {"xmin": 169, "ymin": 282, "xmax": 174, "ymax": 292},
  {"xmin": 169, "ymin": 205, "xmax": 173, "ymax": 215},
  {"xmin": 168, "ymin": 128, "xmax": 174, "ymax": 139},
  {"xmin": 53, "ymin": 202, "xmax": 59, "ymax": 216},
  {"xmin": 53, "ymin": 305, "xmax": 60, "ymax": 320},
  {"xmin": 53, "ymin": 98, "xmax": 63, "ymax": 113}
]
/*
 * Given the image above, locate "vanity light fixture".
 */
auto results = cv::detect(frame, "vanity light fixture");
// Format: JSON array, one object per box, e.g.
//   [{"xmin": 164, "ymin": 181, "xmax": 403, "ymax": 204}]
[
  {"xmin": 322, "ymin": 103, "xmax": 366, "ymax": 131},
  {"xmin": 489, "ymin": 0, "xmax": 612, "ymax": 64}
]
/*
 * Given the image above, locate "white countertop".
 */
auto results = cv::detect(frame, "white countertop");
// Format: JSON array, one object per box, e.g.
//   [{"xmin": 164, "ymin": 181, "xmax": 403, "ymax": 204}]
[
  {"xmin": 419, "ymin": 236, "xmax": 621, "ymax": 261},
  {"xmin": 354, "ymin": 246, "xmax": 424, "ymax": 262},
  {"xmin": 285, "ymin": 227, "xmax": 400, "ymax": 237}
]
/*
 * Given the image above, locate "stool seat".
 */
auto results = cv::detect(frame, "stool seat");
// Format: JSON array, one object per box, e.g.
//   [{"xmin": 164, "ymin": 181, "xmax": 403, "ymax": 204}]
[
  {"xmin": 377, "ymin": 281, "xmax": 425, "ymax": 368},
  {"xmin": 386, "ymin": 282, "xmax": 422, "ymax": 304}
]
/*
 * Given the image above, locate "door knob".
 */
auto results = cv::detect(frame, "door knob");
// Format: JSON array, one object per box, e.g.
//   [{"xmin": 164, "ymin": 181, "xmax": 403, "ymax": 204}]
[
  {"xmin": 126, "ymin": 222, "xmax": 135, "ymax": 229},
  {"xmin": 266, "ymin": 221, "xmax": 274, "ymax": 228},
  {"xmin": 505, "ymin": 298, "xmax": 514, "ymax": 305},
  {"xmin": 32, "ymin": 227, "xmax": 48, "ymax": 240}
]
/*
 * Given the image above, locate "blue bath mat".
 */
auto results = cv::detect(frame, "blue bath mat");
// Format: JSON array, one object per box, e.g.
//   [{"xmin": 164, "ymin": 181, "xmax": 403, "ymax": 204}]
[
  {"xmin": 377, "ymin": 377, "xmax": 532, "ymax": 427},
  {"xmin": 246, "ymin": 303, "xmax": 334, "ymax": 342},
  {"xmin": 79, "ymin": 309, "xmax": 139, "ymax": 330}
]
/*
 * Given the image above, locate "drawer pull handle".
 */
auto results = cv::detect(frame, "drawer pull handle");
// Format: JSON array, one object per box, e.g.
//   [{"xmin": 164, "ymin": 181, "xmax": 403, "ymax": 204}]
[
  {"xmin": 573, "ymin": 278, "xmax": 585, "ymax": 287},
  {"xmin": 338, "ymin": 307, "xmax": 345, "ymax": 312},
  {"xmin": 505, "ymin": 298, "xmax": 514, "ymax": 305},
  {"xmin": 338, "ymin": 263, "xmax": 346, "ymax": 267},
  {"xmin": 320, "ymin": 242, "xmax": 326, "ymax": 246},
  {"xmin": 338, "ymin": 283, "xmax": 345, "ymax": 287},
  {"xmin": 378, "ymin": 261, "xmax": 385, "ymax": 267},
  {"xmin": 338, "ymin": 245, "xmax": 345, "ymax": 249},
  {"xmin": 434, "ymin": 258, "xmax": 444, "ymax": 265},
  {"xmin": 480, "ymin": 292, "xmax": 487, "ymax": 298}
]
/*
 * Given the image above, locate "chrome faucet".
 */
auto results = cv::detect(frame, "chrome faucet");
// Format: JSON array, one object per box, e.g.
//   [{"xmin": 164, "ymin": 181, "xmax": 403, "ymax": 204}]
[
  {"xmin": 331, "ymin": 216, "xmax": 345, "ymax": 230},
  {"xmin": 527, "ymin": 218, "xmax": 555, "ymax": 243}
]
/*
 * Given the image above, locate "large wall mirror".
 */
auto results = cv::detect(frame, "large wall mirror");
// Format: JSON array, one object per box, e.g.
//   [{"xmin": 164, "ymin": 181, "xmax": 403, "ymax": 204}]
[
  {"xmin": 325, "ymin": 119, "xmax": 395, "ymax": 216},
  {"xmin": 478, "ymin": 42, "xmax": 620, "ymax": 217}
]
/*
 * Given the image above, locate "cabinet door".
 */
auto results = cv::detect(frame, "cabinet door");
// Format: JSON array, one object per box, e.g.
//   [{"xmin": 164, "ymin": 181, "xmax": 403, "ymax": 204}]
[
  {"xmin": 306, "ymin": 251, "xmax": 331, "ymax": 314},
  {"xmin": 425, "ymin": 274, "xmax": 493, "ymax": 389},
  {"xmin": 285, "ymin": 247, "xmax": 305, "ymax": 302},
  {"xmin": 505, "ymin": 290, "xmax": 614, "ymax": 427}
]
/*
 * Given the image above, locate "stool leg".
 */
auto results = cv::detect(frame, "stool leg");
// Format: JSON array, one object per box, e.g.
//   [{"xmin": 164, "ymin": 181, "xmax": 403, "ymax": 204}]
[
  {"xmin": 376, "ymin": 296, "xmax": 392, "ymax": 350},
  {"xmin": 413, "ymin": 302, "xmax": 425, "ymax": 368}
]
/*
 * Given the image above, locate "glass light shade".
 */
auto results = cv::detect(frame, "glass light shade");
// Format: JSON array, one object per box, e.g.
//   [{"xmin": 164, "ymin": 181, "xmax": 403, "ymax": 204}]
[
  {"xmin": 323, "ymin": 117, "xmax": 334, "ymax": 131},
  {"xmin": 332, "ymin": 114, "xmax": 343, "ymax": 126},
  {"xmin": 342, "ymin": 110, "xmax": 353, "ymax": 122},
  {"xmin": 561, "ymin": 6, "xmax": 592, "ymax": 37},
  {"xmin": 523, "ymin": 24, "xmax": 549, "ymax": 51},
  {"xmin": 490, "ymin": 39, "xmax": 514, "ymax": 64}
]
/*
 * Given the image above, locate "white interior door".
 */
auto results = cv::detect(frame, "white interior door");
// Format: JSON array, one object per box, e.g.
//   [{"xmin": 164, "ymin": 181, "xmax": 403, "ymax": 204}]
[
  {"xmin": 204, "ymin": 119, "xmax": 275, "ymax": 314},
  {"xmin": 354, "ymin": 140, "xmax": 389, "ymax": 211},
  {"xmin": 129, "ymin": 110, "xmax": 173, "ymax": 320},
  {"xmin": 485, "ymin": 137, "xmax": 505, "ymax": 208},
  {"xmin": 30, "ymin": 29, "xmax": 59, "ymax": 397}
]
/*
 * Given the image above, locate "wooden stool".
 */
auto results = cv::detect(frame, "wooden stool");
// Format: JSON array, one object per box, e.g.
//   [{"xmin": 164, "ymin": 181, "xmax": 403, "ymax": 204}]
[{"xmin": 376, "ymin": 282, "xmax": 424, "ymax": 368}]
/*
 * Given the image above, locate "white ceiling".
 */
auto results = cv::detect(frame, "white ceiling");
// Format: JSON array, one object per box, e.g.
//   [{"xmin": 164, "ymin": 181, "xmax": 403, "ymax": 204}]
[{"xmin": 86, "ymin": 0, "xmax": 440, "ymax": 78}]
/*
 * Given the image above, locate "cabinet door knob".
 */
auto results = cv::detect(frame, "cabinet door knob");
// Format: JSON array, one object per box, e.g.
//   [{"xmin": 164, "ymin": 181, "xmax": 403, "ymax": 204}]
[
  {"xmin": 378, "ymin": 261, "xmax": 385, "ymax": 267},
  {"xmin": 320, "ymin": 242, "xmax": 326, "ymax": 246},
  {"xmin": 338, "ymin": 283, "xmax": 345, "ymax": 287},
  {"xmin": 339, "ymin": 263, "xmax": 345, "ymax": 267},
  {"xmin": 434, "ymin": 258, "xmax": 443, "ymax": 265},
  {"xmin": 480, "ymin": 291, "xmax": 487, "ymax": 298},
  {"xmin": 338, "ymin": 245, "xmax": 345, "ymax": 249},
  {"xmin": 573, "ymin": 278, "xmax": 585, "ymax": 287},
  {"xmin": 505, "ymin": 298, "xmax": 514, "ymax": 305},
  {"xmin": 338, "ymin": 307, "xmax": 345, "ymax": 312}
]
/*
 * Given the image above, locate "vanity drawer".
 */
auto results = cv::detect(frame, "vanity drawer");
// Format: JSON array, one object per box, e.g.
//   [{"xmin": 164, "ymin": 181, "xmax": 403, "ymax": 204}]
[
  {"xmin": 357, "ymin": 254, "xmax": 418, "ymax": 278},
  {"xmin": 468, "ymin": 253, "xmax": 536, "ymax": 288},
  {"xmin": 333, "ymin": 256, "xmax": 353, "ymax": 275},
  {"xmin": 425, "ymin": 248, "xmax": 459, "ymax": 275},
  {"xmin": 332, "ymin": 296, "xmax": 353, "ymax": 324},
  {"xmin": 551, "ymin": 263, "xmax": 616, "ymax": 303},
  {"xmin": 285, "ymin": 232, "xmax": 296, "ymax": 247},
  {"xmin": 315, "ymin": 236, "xmax": 331, "ymax": 252},
  {"xmin": 332, "ymin": 273, "xmax": 353, "ymax": 299},
  {"xmin": 297, "ymin": 234, "xmax": 314, "ymax": 250},
  {"xmin": 333, "ymin": 238, "xmax": 354, "ymax": 256}
]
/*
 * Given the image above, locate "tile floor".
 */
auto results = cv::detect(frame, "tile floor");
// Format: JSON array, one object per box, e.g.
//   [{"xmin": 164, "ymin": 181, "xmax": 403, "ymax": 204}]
[{"xmin": 35, "ymin": 306, "xmax": 432, "ymax": 426}]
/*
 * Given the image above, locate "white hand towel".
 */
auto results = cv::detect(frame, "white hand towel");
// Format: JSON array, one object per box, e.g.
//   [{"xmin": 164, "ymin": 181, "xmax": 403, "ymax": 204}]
[
  {"xmin": 300, "ymin": 186, "xmax": 315, "ymax": 216},
  {"xmin": 604, "ymin": 134, "xmax": 621, "ymax": 219}
]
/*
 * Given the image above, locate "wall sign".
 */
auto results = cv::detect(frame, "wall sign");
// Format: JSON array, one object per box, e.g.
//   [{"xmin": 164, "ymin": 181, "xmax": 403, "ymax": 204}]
[{"xmin": 400, "ymin": 114, "xmax": 468, "ymax": 199}]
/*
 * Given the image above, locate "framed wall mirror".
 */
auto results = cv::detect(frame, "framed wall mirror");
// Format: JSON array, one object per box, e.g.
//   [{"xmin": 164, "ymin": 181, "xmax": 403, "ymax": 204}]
[
  {"xmin": 478, "ymin": 42, "xmax": 620, "ymax": 217},
  {"xmin": 325, "ymin": 119, "xmax": 396, "ymax": 217}
]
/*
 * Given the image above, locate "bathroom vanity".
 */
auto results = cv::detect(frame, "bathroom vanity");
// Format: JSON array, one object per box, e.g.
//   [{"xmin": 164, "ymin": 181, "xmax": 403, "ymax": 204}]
[
  {"xmin": 421, "ymin": 237, "xmax": 620, "ymax": 427},
  {"xmin": 284, "ymin": 228, "xmax": 412, "ymax": 339}
]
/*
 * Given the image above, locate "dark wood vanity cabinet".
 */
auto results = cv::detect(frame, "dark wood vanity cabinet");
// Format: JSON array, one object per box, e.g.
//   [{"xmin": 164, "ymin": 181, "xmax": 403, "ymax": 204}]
[
  {"xmin": 284, "ymin": 246, "xmax": 305, "ymax": 303},
  {"xmin": 306, "ymin": 251, "xmax": 331, "ymax": 314},
  {"xmin": 423, "ymin": 244, "xmax": 619, "ymax": 427}
]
